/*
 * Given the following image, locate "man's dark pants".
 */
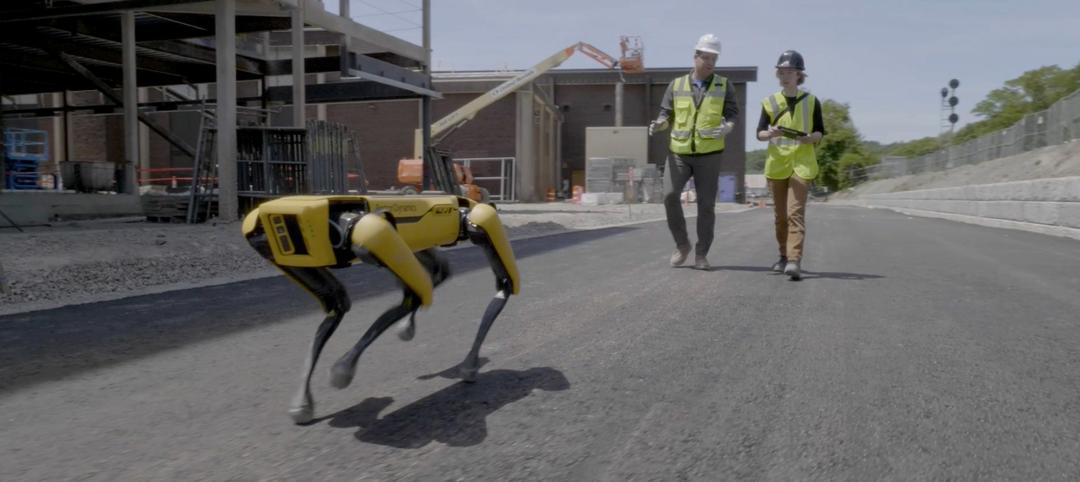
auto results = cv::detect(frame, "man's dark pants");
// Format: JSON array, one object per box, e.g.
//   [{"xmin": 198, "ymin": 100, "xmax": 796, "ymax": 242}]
[{"xmin": 662, "ymin": 150, "xmax": 722, "ymax": 256}]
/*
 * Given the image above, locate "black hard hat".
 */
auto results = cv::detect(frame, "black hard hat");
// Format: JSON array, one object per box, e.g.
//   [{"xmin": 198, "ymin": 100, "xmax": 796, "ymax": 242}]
[{"xmin": 775, "ymin": 50, "xmax": 805, "ymax": 71}]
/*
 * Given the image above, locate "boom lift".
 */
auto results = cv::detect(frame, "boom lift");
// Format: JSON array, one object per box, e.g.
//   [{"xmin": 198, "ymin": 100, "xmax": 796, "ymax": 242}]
[{"xmin": 400, "ymin": 37, "xmax": 644, "ymax": 201}]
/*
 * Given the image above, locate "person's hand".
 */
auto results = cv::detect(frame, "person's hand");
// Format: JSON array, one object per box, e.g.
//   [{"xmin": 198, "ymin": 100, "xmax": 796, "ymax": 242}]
[
  {"xmin": 649, "ymin": 118, "xmax": 669, "ymax": 136},
  {"xmin": 717, "ymin": 120, "xmax": 735, "ymax": 137},
  {"xmin": 765, "ymin": 126, "xmax": 783, "ymax": 139},
  {"xmin": 698, "ymin": 121, "xmax": 732, "ymax": 139},
  {"xmin": 797, "ymin": 134, "xmax": 816, "ymax": 144}
]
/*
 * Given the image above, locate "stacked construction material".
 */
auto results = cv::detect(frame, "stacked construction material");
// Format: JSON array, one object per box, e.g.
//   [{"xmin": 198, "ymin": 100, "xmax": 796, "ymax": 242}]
[
  {"xmin": 583, "ymin": 157, "xmax": 664, "ymax": 204},
  {"xmin": 585, "ymin": 157, "xmax": 613, "ymax": 193}
]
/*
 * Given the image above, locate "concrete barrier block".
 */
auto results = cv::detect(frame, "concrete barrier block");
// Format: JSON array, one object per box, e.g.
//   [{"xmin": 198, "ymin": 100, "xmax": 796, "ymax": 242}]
[
  {"xmin": 941, "ymin": 200, "xmax": 979, "ymax": 216},
  {"xmin": 1021, "ymin": 202, "xmax": 1060, "ymax": 225},
  {"xmin": 579, "ymin": 193, "xmax": 602, "ymax": 206},
  {"xmin": 1056, "ymin": 202, "xmax": 1080, "ymax": 229},
  {"xmin": 978, "ymin": 201, "xmax": 1026, "ymax": 222}
]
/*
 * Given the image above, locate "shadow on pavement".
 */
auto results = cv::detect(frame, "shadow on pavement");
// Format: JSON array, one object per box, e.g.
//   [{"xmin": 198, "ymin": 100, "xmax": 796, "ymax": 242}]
[
  {"xmin": 320, "ymin": 366, "xmax": 570, "ymax": 448},
  {"xmin": 712, "ymin": 265, "xmax": 885, "ymax": 280}
]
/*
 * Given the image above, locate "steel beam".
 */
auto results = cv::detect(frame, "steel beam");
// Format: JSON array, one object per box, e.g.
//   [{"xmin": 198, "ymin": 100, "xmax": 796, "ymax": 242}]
[
  {"xmin": 53, "ymin": 51, "xmax": 197, "ymax": 160},
  {"xmin": 140, "ymin": 40, "xmax": 263, "ymax": 75},
  {"xmin": 264, "ymin": 81, "xmax": 421, "ymax": 103},
  {"xmin": 0, "ymin": 1, "xmax": 211, "ymax": 23}
]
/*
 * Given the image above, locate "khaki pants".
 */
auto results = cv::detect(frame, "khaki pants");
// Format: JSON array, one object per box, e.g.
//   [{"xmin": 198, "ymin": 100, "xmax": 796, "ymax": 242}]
[{"xmin": 768, "ymin": 176, "xmax": 810, "ymax": 261}]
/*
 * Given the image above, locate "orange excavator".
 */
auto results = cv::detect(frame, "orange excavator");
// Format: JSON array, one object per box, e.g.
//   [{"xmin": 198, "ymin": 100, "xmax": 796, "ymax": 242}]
[{"xmin": 397, "ymin": 37, "xmax": 644, "ymax": 202}]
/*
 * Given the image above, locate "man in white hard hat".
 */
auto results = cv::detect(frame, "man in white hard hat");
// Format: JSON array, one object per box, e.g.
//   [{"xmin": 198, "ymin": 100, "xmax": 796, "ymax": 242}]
[{"xmin": 649, "ymin": 34, "xmax": 739, "ymax": 270}]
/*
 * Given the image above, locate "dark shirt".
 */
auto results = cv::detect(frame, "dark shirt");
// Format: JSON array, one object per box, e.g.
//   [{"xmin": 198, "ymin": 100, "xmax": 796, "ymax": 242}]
[
  {"xmin": 657, "ymin": 73, "xmax": 739, "ymax": 122},
  {"xmin": 756, "ymin": 95, "xmax": 826, "ymax": 135}
]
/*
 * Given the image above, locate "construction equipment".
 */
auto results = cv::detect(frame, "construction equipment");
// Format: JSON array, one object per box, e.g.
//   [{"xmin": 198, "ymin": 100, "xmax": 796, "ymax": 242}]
[
  {"xmin": 396, "ymin": 156, "xmax": 489, "ymax": 202},
  {"xmin": 3, "ymin": 128, "xmax": 49, "ymax": 190},
  {"xmin": 401, "ymin": 37, "xmax": 644, "ymax": 201}
]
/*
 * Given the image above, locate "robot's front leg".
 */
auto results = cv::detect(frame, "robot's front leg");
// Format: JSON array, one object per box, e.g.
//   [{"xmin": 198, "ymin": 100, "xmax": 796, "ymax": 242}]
[
  {"xmin": 276, "ymin": 266, "xmax": 351, "ymax": 424},
  {"xmin": 329, "ymin": 213, "xmax": 436, "ymax": 389},
  {"xmin": 246, "ymin": 226, "xmax": 352, "ymax": 424},
  {"xmin": 459, "ymin": 203, "xmax": 521, "ymax": 382}
]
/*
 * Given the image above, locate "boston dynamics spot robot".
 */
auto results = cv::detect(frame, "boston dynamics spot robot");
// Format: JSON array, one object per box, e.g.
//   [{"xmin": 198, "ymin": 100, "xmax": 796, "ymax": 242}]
[{"xmin": 242, "ymin": 194, "xmax": 520, "ymax": 424}]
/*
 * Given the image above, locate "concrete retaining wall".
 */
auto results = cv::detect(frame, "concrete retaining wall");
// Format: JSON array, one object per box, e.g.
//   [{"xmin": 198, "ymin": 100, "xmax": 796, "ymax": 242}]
[
  {"xmin": 0, "ymin": 192, "xmax": 141, "ymax": 227},
  {"xmin": 851, "ymin": 177, "xmax": 1080, "ymax": 235}
]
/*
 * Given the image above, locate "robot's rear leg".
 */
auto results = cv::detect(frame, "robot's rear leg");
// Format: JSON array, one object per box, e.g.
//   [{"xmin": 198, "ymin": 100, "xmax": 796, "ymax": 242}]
[
  {"xmin": 329, "ymin": 213, "xmax": 436, "ymax": 389},
  {"xmin": 329, "ymin": 290, "xmax": 421, "ymax": 389},
  {"xmin": 394, "ymin": 248, "xmax": 451, "ymax": 341}
]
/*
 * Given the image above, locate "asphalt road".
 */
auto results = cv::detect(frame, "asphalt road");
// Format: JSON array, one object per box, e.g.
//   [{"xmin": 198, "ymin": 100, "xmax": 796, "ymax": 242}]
[{"xmin": 2, "ymin": 205, "xmax": 1079, "ymax": 480}]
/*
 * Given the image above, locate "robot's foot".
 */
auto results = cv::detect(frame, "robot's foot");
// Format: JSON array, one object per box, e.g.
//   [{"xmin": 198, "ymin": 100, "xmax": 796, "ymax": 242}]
[
  {"xmin": 396, "ymin": 311, "xmax": 417, "ymax": 341},
  {"xmin": 289, "ymin": 404, "xmax": 315, "ymax": 424},
  {"xmin": 329, "ymin": 359, "xmax": 356, "ymax": 389}
]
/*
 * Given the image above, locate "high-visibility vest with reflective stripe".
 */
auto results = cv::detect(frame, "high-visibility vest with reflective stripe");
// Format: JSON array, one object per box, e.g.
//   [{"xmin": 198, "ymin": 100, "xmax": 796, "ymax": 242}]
[
  {"xmin": 669, "ymin": 74, "xmax": 727, "ymax": 155},
  {"xmin": 763, "ymin": 91, "xmax": 819, "ymax": 180}
]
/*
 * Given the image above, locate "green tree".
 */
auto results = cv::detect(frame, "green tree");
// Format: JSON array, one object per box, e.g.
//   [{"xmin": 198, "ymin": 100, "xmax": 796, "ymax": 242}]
[
  {"xmin": 745, "ymin": 149, "xmax": 766, "ymax": 173},
  {"xmin": 816, "ymin": 99, "xmax": 865, "ymax": 191},
  {"xmin": 835, "ymin": 150, "xmax": 880, "ymax": 189},
  {"xmin": 954, "ymin": 63, "xmax": 1080, "ymax": 143},
  {"xmin": 886, "ymin": 136, "xmax": 944, "ymax": 157}
]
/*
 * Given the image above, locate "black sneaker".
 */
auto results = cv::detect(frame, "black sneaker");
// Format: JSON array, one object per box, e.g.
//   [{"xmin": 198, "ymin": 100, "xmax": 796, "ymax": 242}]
[
  {"xmin": 693, "ymin": 255, "xmax": 710, "ymax": 270},
  {"xmin": 771, "ymin": 256, "xmax": 787, "ymax": 272}
]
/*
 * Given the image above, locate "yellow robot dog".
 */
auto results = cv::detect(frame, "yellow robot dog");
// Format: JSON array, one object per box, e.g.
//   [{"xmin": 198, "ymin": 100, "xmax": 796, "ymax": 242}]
[{"xmin": 242, "ymin": 194, "xmax": 520, "ymax": 424}]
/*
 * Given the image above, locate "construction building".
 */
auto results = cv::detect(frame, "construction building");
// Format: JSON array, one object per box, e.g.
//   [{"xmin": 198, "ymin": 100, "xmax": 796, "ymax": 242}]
[{"xmin": 1, "ymin": 1, "xmax": 756, "ymax": 227}]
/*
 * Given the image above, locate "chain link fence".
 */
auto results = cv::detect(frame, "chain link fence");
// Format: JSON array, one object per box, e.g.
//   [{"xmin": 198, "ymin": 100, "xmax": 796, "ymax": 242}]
[{"xmin": 861, "ymin": 87, "xmax": 1080, "ymax": 180}]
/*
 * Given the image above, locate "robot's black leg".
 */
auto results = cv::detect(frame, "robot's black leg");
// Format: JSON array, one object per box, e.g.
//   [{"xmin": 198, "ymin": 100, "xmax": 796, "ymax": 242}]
[
  {"xmin": 457, "ymin": 220, "xmax": 516, "ymax": 383},
  {"xmin": 393, "ymin": 248, "xmax": 452, "ymax": 341},
  {"xmin": 460, "ymin": 282, "xmax": 512, "ymax": 382},
  {"xmin": 329, "ymin": 290, "xmax": 421, "ymax": 389},
  {"xmin": 275, "ymin": 266, "xmax": 351, "ymax": 424}
]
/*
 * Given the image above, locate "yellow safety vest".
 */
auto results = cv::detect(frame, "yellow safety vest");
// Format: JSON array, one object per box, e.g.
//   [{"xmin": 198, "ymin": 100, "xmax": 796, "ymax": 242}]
[
  {"xmin": 763, "ymin": 91, "xmax": 819, "ymax": 180},
  {"xmin": 670, "ymin": 74, "xmax": 727, "ymax": 155}
]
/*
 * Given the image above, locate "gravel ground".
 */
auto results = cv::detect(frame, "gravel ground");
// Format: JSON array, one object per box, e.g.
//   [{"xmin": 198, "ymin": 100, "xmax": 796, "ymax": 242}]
[{"xmin": 0, "ymin": 201, "xmax": 747, "ymax": 315}]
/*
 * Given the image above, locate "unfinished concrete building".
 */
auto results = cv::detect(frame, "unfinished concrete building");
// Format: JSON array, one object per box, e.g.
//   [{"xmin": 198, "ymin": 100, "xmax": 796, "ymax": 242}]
[{"xmin": 1, "ymin": 1, "xmax": 757, "ymax": 228}]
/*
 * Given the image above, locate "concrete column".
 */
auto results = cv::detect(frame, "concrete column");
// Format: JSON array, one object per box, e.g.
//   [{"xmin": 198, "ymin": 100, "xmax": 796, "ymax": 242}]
[
  {"xmin": 515, "ymin": 90, "xmax": 536, "ymax": 201},
  {"xmin": 50, "ymin": 94, "xmax": 63, "ymax": 161},
  {"xmin": 138, "ymin": 88, "xmax": 150, "ymax": 179},
  {"xmin": 420, "ymin": 0, "xmax": 431, "ymax": 186},
  {"xmin": 316, "ymin": 46, "xmax": 326, "ymax": 121},
  {"xmin": 216, "ymin": 0, "xmax": 238, "ymax": 220},
  {"xmin": 548, "ymin": 107, "xmax": 558, "ymax": 189},
  {"xmin": 62, "ymin": 91, "xmax": 72, "ymax": 162},
  {"xmin": 121, "ymin": 11, "xmax": 138, "ymax": 195},
  {"xmin": 291, "ymin": 1, "xmax": 305, "ymax": 128},
  {"xmin": 614, "ymin": 81, "xmax": 623, "ymax": 127}
]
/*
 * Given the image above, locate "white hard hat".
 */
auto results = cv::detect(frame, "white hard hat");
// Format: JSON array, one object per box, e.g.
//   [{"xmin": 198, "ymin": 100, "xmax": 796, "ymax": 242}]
[{"xmin": 695, "ymin": 34, "xmax": 721, "ymax": 55}]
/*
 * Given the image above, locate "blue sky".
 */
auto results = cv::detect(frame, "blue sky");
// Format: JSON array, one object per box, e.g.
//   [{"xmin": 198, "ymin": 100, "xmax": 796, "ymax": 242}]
[{"xmin": 334, "ymin": 0, "xmax": 1080, "ymax": 146}]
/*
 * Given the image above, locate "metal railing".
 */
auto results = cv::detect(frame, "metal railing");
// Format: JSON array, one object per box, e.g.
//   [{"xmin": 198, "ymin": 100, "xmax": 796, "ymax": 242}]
[
  {"xmin": 455, "ymin": 156, "xmax": 516, "ymax": 201},
  {"xmin": 862, "ymin": 87, "xmax": 1080, "ymax": 180}
]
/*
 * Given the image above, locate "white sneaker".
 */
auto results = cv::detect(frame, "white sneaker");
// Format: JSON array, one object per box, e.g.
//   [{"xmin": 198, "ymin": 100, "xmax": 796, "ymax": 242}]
[{"xmin": 784, "ymin": 260, "xmax": 801, "ymax": 280}]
